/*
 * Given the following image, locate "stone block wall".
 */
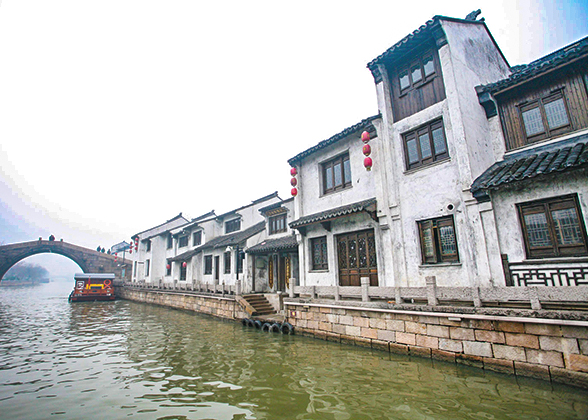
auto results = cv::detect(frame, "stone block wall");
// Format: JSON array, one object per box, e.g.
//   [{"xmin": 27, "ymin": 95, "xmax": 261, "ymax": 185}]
[
  {"xmin": 118, "ymin": 288, "xmax": 247, "ymax": 320},
  {"xmin": 285, "ymin": 302, "xmax": 588, "ymax": 388}
]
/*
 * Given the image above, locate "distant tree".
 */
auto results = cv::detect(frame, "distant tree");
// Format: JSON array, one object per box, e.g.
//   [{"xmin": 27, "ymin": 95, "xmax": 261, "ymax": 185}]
[
  {"xmin": 101, "ymin": 247, "xmax": 105, "ymax": 253},
  {"xmin": 3, "ymin": 262, "xmax": 50, "ymax": 282},
  {"xmin": 49, "ymin": 235, "xmax": 55, "ymax": 241},
  {"xmin": 97, "ymin": 246, "xmax": 101, "ymax": 252}
]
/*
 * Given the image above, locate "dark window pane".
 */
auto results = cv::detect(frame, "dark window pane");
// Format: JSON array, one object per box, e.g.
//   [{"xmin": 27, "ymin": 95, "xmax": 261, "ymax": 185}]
[
  {"xmin": 423, "ymin": 55, "xmax": 435, "ymax": 77},
  {"xmin": 399, "ymin": 71, "xmax": 410, "ymax": 90},
  {"xmin": 431, "ymin": 127, "xmax": 446, "ymax": 155},
  {"xmin": 325, "ymin": 167, "xmax": 333, "ymax": 190},
  {"xmin": 334, "ymin": 162, "xmax": 342, "ymax": 187},
  {"xmin": 522, "ymin": 107, "xmax": 545, "ymax": 136},
  {"xmin": 358, "ymin": 237, "xmax": 367, "ymax": 268},
  {"xmin": 343, "ymin": 158, "xmax": 351, "ymax": 185},
  {"xmin": 407, "ymin": 138, "xmax": 419, "ymax": 164},
  {"xmin": 348, "ymin": 239, "xmax": 357, "ymax": 268},
  {"xmin": 544, "ymin": 98, "xmax": 569, "ymax": 129},
  {"xmin": 439, "ymin": 224, "xmax": 457, "ymax": 257},
  {"xmin": 552, "ymin": 207, "xmax": 582, "ymax": 246},
  {"xmin": 411, "ymin": 65, "xmax": 422, "ymax": 84},
  {"xmin": 422, "ymin": 224, "xmax": 435, "ymax": 259},
  {"xmin": 419, "ymin": 132, "xmax": 432, "ymax": 159},
  {"xmin": 524, "ymin": 212, "xmax": 552, "ymax": 247}
]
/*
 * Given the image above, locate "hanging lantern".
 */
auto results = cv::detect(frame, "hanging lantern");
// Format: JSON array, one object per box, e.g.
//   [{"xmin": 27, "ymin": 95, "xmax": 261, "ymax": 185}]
[
  {"xmin": 361, "ymin": 131, "xmax": 370, "ymax": 143},
  {"xmin": 166, "ymin": 264, "xmax": 171, "ymax": 270},
  {"xmin": 182, "ymin": 262, "xmax": 187, "ymax": 268},
  {"xmin": 364, "ymin": 156, "xmax": 373, "ymax": 171},
  {"xmin": 290, "ymin": 167, "xmax": 297, "ymax": 176},
  {"xmin": 291, "ymin": 187, "xmax": 298, "ymax": 197},
  {"xmin": 363, "ymin": 144, "xmax": 371, "ymax": 156},
  {"xmin": 290, "ymin": 177, "xmax": 297, "ymax": 187},
  {"xmin": 129, "ymin": 248, "xmax": 132, "ymax": 254},
  {"xmin": 114, "ymin": 252, "xmax": 118, "ymax": 262}
]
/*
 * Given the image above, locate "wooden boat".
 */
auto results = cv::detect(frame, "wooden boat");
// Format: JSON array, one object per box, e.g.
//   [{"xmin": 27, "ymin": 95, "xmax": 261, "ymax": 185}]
[{"xmin": 69, "ymin": 273, "xmax": 115, "ymax": 302}]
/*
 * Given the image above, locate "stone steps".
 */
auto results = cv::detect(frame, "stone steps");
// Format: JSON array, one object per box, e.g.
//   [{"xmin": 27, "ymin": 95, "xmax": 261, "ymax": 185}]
[{"xmin": 242, "ymin": 294, "xmax": 275, "ymax": 315}]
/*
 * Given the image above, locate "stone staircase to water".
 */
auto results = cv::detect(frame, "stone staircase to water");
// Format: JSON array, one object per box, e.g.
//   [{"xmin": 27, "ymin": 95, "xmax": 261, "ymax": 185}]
[{"xmin": 242, "ymin": 294, "xmax": 275, "ymax": 316}]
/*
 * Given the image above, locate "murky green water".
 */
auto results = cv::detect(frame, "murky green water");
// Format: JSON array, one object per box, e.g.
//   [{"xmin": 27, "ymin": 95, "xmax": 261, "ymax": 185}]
[{"xmin": 0, "ymin": 282, "xmax": 587, "ymax": 419}]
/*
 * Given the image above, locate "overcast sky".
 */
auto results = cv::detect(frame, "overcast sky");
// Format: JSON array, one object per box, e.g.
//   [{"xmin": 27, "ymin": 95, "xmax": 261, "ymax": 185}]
[{"xmin": 1, "ymin": 0, "xmax": 587, "ymax": 276}]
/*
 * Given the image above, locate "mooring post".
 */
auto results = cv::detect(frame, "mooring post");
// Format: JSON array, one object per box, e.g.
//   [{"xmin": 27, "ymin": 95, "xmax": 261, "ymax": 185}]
[
  {"xmin": 310, "ymin": 286, "xmax": 316, "ymax": 299},
  {"xmin": 472, "ymin": 286, "xmax": 482, "ymax": 307},
  {"xmin": 334, "ymin": 285, "xmax": 340, "ymax": 302},
  {"xmin": 289, "ymin": 278, "xmax": 295, "ymax": 298},
  {"xmin": 361, "ymin": 277, "xmax": 370, "ymax": 302},
  {"xmin": 426, "ymin": 276, "xmax": 438, "ymax": 306},
  {"xmin": 395, "ymin": 287, "xmax": 402, "ymax": 305},
  {"xmin": 529, "ymin": 287, "xmax": 542, "ymax": 310}
]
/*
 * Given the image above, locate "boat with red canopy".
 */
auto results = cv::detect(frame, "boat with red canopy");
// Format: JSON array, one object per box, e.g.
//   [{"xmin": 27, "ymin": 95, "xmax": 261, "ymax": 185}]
[{"xmin": 69, "ymin": 273, "xmax": 115, "ymax": 302}]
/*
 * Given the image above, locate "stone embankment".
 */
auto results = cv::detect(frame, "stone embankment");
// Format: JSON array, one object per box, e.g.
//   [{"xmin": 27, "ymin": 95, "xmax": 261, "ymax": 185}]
[{"xmin": 117, "ymin": 287, "xmax": 247, "ymax": 320}]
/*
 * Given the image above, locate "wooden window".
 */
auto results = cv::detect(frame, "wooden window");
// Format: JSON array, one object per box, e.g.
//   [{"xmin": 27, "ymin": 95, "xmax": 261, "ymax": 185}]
[
  {"xmin": 224, "ymin": 251, "xmax": 231, "ymax": 274},
  {"xmin": 519, "ymin": 90, "xmax": 571, "ymax": 143},
  {"xmin": 145, "ymin": 240, "xmax": 151, "ymax": 252},
  {"xmin": 311, "ymin": 236, "xmax": 328, "ymax": 270},
  {"xmin": 145, "ymin": 259, "xmax": 150, "ymax": 276},
  {"xmin": 166, "ymin": 259, "xmax": 172, "ymax": 276},
  {"xmin": 178, "ymin": 235, "xmax": 188, "ymax": 248},
  {"xmin": 517, "ymin": 195, "xmax": 588, "ymax": 259},
  {"xmin": 204, "ymin": 255, "xmax": 213, "ymax": 275},
  {"xmin": 399, "ymin": 51, "xmax": 437, "ymax": 93},
  {"xmin": 337, "ymin": 229, "xmax": 378, "ymax": 286},
  {"xmin": 193, "ymin": 231, "xmax": 202, "ymax": 246},
  {"xmin": 180, "ymin": 263, "xmax": 187, "ymax": 281},
  {"xmin": 166, "ymin": 234, "xmax": 173, "ymax": 249},
  {"xmin": 403, "ymin": 119, "xmax": 448, "ymax": 170},
  {"xmin": 269, "ymin": 213, "xmax": 287, "ymax": 235},
  {"xmin": 322, "ymin": 153, "xmax": 351, "ymax": 194},
  {"xmin": 418, "ymin": 216, "xmax": 459, "ymax": 264},
  {"xmin": 225, "ymin": 219, "xmax": 241, "ymax": 234}
]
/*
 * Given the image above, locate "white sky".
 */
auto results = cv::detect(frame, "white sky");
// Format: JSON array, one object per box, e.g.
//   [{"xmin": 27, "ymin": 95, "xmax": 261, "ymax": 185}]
[{"xmin": 0, "ymin": 0, "xmax": 587, "ymax": 275}]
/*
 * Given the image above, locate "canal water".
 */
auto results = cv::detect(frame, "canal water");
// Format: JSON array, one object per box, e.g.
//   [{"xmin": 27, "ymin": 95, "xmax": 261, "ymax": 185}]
[{"xmin": 0, "ymin": 282, "xmax": 587, "ymax": 419}]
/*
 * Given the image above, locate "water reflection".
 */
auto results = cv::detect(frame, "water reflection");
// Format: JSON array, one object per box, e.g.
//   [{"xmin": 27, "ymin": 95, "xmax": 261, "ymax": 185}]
[{"xmin": 0, "ymin": 282, "xmax": 586, "ymax": 419}]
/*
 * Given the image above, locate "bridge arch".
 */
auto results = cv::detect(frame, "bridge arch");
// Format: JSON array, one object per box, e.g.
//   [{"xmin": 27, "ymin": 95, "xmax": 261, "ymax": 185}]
[{"xmin": 0, "ymin": 240, "xmax": 131, "ymax": 282}]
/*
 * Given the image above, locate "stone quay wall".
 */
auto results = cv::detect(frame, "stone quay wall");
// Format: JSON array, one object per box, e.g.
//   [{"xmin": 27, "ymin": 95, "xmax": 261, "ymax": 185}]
[
  {"xmin": 117, "ymin": 287, "xmax": 247, "ymax": 320},
  {"xmin": 284, "ymin": 300, "xmax": 588, "ymax": 388}
]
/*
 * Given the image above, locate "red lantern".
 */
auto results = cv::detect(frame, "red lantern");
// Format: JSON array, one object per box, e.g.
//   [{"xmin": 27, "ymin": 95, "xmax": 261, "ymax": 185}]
[
  {"xmin": 363, "ymin": 144, "xmax": 371, "ymax": 156},
  {"xmin": 364, "ymin": 157, "xmax": 373, "ymax": 171},
  {"xmin": 290, "ymin": 177, "xmax": 297, "ymax": 187},
  {"xmin": 166, "ymin": 264, "xmax": 171, "ymax": 270},
  {"xmin": 291, "ymin": 187, "xmax": 298, "ymax": 197},
  {"xmin": 361, "ymin": 131, "xmax": 370, "ymax": 143},
  {"xmin": 129, "ymin": 248, "xmax": 132, "ymax": 254},
  {"xmin": 182, "ymin": 262, "xmax": 187, "ymax": 268},
  {"xmin": 290, "ymin": 167, "xmax": 297, "ymax": 176}
]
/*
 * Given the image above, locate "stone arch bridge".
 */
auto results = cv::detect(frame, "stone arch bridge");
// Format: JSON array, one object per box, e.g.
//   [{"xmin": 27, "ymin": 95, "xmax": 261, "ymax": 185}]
[{"xmin": 0, "ymin": 240, "xmax": 132, "ymax": 282}]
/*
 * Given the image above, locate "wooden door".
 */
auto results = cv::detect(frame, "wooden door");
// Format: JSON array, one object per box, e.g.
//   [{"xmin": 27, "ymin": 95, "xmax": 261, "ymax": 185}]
[{"xmin": 337, "ymin": 229, "xmax": 378, "ymax": 286}]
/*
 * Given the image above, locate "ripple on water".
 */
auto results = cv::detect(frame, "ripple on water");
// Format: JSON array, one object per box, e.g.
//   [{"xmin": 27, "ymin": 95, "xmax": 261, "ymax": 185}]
[{"xmin": 1, "ymin": 283, "xmax": 587, "ymax": 420}]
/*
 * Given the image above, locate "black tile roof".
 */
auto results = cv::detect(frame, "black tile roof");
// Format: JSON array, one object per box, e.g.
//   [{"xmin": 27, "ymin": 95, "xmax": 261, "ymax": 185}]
[
  {"xmin": 477, "ymin": 35, "xmax": 588, "ymax": 95},
  {"xmin": 170, "ymin": 221, "xmax": 266, "ymax": 261},
  {"xmin": 215, "ymin": 192, "xmax": 279, "ymax": 220},
  {"xmin": 247, "ymin": 234, "xmax": 298, "ymax": 255},
  {"xmin": 289, "ymin": 198, "xmax": 377, "ymax": 229},
  {"xmin": 287, "ymin": 115, "xmax": 380, "ymax": 166},
  {"xmin": 471, "ymin": 134, "xmax": 588, "ymax": 200},
  {"xmin": 366, "ymin": 15, "xmax": 505, "ymax": 76},
  {"xmin": 132, "ymin": 213, "xmax": 188, "ymax": 238}
]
